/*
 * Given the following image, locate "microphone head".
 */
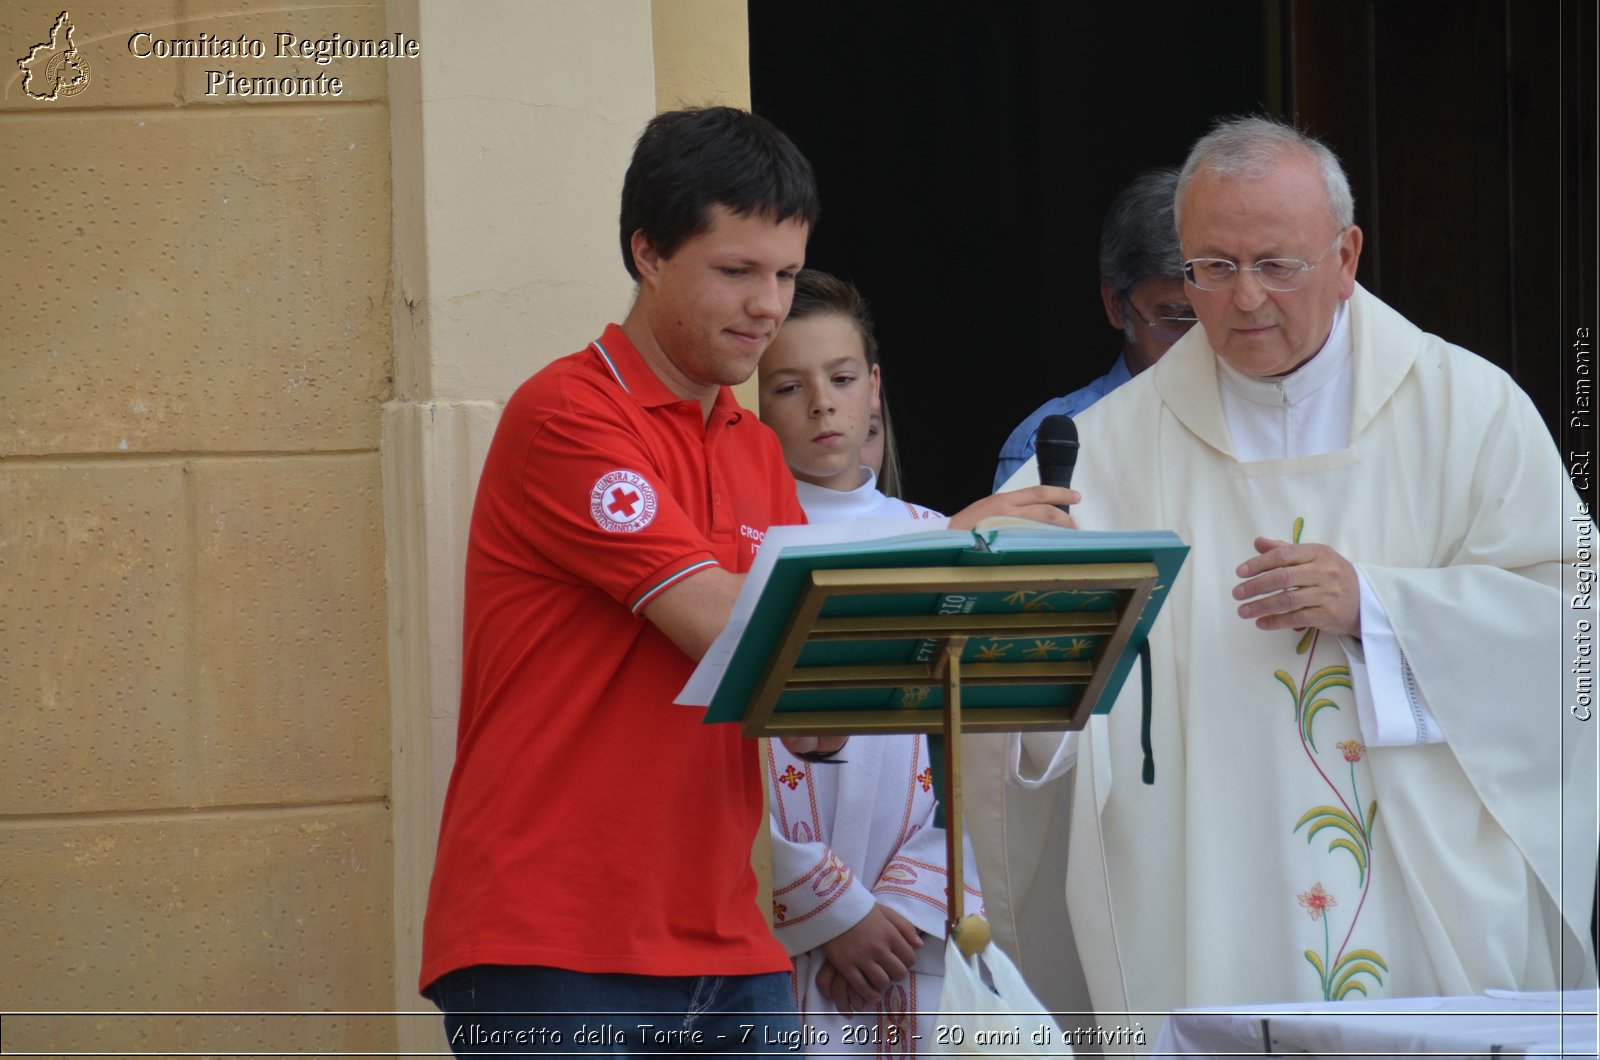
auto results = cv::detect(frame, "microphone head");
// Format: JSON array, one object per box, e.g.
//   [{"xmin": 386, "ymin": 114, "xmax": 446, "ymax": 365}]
[
  {"xmin": 1038, "ymin": 414, "xmax": 1078, "ymax": 450},
  {"xmin": 1035, "ymin": 414, "xmax": 1079, "ymax": 496}
]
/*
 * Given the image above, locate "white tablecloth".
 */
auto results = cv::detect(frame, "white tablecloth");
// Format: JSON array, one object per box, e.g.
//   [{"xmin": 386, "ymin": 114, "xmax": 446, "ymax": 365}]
[{"xmin": 1152, "ymin": 989, "xmax": 1597, "ymax": 1057}]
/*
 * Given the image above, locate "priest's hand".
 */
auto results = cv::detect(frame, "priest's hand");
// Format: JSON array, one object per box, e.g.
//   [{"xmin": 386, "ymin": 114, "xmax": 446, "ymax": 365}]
[
  {"xmin": 1232, "ymin": 537, "xmax": 1360, "ymax": 637},
  {"xmin": 815, "ymin": 904, "xmax": 923, "ymax": 1015}
]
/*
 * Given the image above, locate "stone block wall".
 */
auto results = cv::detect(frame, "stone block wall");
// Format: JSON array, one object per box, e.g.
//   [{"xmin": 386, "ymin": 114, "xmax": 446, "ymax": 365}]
[
  {"xmin": 2, "ymin": 0, "xmax": 753, "ymax": 1052},
  {"xmin": 1, "ymin": 1, "xmax": 395, "ymax": 1052}
]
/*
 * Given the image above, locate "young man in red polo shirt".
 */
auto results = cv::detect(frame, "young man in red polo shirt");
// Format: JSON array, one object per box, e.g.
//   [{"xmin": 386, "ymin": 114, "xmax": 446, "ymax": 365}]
[{"xmin": 420, "ymin": 107, "xmax": 1075, "ymax": 1056}]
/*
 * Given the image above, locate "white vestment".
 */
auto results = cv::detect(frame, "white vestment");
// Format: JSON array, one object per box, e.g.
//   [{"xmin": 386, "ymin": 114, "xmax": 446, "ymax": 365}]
[
  {"xmin": 968, "ymin": 285, "xmax": 1598, "ymax": 1036},
  {"xmin": 771, "ymin": 471, "xmax": 976, "ymax": 1056}
]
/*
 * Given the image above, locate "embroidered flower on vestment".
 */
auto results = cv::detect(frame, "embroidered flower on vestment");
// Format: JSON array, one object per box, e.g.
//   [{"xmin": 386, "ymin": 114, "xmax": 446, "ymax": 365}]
[
  {"xmin": 1336, "ymin": 739, "xmax": 1365, "ymax": 763},
  {"xmin": 1298, "ymin": 883, "xmax": 1337, "ymax": 921}
]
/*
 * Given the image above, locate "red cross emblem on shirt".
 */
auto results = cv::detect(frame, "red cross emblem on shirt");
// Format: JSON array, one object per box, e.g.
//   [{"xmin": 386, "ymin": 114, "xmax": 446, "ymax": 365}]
[
  {"xmin": 589, "ymin": 469, "xmax": 657, "ymax": 533},
  {"xmin": 607, "ymin": 486, "xmax": 640, "ymax": 518}
]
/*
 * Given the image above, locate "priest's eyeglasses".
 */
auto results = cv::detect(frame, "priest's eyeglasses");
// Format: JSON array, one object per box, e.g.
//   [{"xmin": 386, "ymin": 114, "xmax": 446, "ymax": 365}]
[
  {"xmin": 1123, "ymin": 298, "xmax": 1198, "ymax": 343},
  {"xmin": 1182, "ymin": 228, "xmax": 1347, "ymax": 292}
]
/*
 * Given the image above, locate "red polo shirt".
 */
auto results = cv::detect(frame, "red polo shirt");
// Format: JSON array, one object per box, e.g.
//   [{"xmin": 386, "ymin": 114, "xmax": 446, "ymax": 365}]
[{"xmin": 420, "ymin": 324, "xmax": 804, "ymax": 989}]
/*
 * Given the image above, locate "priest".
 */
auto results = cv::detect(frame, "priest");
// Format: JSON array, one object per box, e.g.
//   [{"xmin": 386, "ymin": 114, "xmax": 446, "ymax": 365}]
[{"xmin": 971, "ymin": 115, "xmax": 1597, "ymax": 1030}]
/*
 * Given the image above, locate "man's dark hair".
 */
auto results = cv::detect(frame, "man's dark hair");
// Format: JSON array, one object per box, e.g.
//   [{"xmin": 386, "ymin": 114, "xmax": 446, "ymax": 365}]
[
  {"xmin": 1098, "ymin": 167, "xmax": 1184, "ymax": 298},
  {"xmin": 619, "ymin": 107, "xmax": 821, "ymax": 280}
]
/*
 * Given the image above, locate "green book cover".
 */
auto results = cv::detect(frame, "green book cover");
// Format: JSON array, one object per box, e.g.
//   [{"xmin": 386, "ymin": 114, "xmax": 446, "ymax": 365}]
[{"xmin": 698, "ymin": 519, "xmax": 1188, "ymax": 730}]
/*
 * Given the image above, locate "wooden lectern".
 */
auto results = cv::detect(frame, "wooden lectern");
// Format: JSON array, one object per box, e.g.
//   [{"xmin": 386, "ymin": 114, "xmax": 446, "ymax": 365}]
[{"xmin": 718, "ymin": 551, "xmax": 1182, "ymax": 956}]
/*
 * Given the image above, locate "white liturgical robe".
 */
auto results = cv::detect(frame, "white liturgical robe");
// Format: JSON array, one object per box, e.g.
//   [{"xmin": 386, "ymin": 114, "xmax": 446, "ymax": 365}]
[{"xmin": 967, "ymin": 285, "xmax": 1597, "ymax": 1036}]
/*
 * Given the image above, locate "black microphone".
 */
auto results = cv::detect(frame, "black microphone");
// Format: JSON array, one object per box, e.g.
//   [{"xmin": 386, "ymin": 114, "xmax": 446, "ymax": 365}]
[{"xmin": 1036, "ymin": 414, "xmax": 1079, "ymax": 513}]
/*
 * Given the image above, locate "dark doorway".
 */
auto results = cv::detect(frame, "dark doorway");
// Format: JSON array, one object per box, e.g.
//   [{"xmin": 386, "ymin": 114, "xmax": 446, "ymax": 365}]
[
  {"xmin": 1281, "ymin": 0, "xmax": 1595, "ymax": 455},
  {"xmin": 750, "ymin": 2, "xmax": 1271, "ymax": 513},
  {"xmin": 752, "ymin": 0, "xmax": 1598, "ymax": 967},
  {"xmin": 750, "ymin": 0, "xmax": 1593, "ymax": 515}
]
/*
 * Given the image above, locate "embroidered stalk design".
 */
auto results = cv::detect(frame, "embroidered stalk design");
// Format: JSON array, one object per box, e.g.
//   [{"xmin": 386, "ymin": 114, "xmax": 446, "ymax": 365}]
[{"xmin": 1274, "ymin": 517, "xmax": 1388, "ymax": 1000}]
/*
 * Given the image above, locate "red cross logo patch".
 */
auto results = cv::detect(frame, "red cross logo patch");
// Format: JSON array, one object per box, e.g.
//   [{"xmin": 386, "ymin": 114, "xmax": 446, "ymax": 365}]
[{"xmin": 589, "ymin": 469, "xmax": 658, "ymax": 533}]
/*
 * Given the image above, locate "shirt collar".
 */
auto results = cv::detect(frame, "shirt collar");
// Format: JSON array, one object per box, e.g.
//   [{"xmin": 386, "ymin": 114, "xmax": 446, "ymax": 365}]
[
  {"xmin": 590, "ymin": 323, "xmax": 745, "ymax": 423},
  {"xmin": 1105, "ymin": 354, "xmax": 1135, "ymax": 388}
]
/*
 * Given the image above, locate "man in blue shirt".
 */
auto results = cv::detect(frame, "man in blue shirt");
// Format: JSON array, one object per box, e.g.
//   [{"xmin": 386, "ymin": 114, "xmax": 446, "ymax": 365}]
[{"xmin": 993, "ymin": 169, "xmax": 1196, "ymax": 489}]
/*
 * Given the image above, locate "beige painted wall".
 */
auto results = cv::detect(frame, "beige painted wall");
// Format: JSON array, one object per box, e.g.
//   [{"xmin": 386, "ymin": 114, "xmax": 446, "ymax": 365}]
[
  {"xmin": 653, "ymin": 0, "xmax": 751, "ymax": 112},
  {"xmin": 386, "ymin": 8, "xmax": 759, "ymax": 1048},
  {"xmin": 383, "ymin": 5, "xmax": 657, "ymax": 1051},
  {"xmin": 2, "ymin": 0, "xmax": 753, "ymax": 1052}
]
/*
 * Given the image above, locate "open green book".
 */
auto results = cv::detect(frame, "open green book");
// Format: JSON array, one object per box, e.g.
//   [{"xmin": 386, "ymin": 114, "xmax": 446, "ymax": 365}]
[{"xmin": 679, "ymin": 517, "xmax": 1188, "ymax": 737}]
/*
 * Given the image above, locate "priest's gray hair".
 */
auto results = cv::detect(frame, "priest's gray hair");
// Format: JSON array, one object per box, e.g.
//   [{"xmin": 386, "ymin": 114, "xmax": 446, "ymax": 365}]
[
  {"xmin": 1099, "ymin": 167, "xmax": 1184, "ymax": 299},
  {"xmin": 1176, "ymin": 115, "xmax": 1355, "ymax": 231}
]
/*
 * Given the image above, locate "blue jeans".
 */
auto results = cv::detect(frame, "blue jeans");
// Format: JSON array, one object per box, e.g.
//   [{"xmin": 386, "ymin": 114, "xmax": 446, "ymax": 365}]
[{"xmin": 426, "ymin": 964, "xmax": 802, "ymax": 1057}]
